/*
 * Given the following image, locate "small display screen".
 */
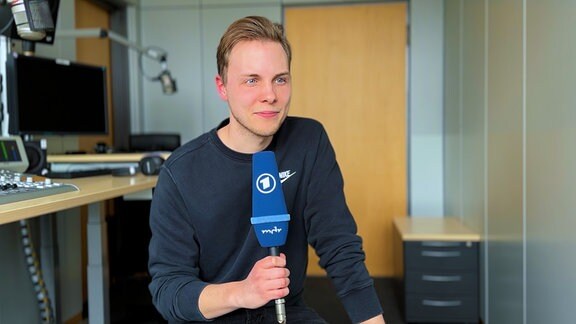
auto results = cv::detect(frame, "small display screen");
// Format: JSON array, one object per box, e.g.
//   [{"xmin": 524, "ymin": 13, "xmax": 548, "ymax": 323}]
[{"xmin": 0, "ymin": 140, "xmax": 23, "ymax": 162}]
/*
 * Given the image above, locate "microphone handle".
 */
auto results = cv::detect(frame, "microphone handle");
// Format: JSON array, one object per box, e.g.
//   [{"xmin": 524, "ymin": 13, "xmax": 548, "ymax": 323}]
[{"xmin": 269, "ymin": 247, "xmax": 286, "ymax": 323}]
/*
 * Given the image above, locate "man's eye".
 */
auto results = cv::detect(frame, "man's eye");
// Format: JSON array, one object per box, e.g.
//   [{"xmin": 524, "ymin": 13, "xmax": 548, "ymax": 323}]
[
  {"xmin": 275, "ymin": 77, "xmax": 287, "ymax": 84},
  {"xmin": 246, "ymin": 79, "xmax": 257, "ymax": 85}
]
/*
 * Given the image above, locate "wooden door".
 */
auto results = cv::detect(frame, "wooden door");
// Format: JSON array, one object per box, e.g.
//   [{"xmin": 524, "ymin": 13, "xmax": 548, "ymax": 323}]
[
  {"xmin": 285, "ymin": 3, "xmax": 407, "ymax": 277},
  {"xmin": 75, "ymin": 0, "xmax": 113, "ymax": 153}
]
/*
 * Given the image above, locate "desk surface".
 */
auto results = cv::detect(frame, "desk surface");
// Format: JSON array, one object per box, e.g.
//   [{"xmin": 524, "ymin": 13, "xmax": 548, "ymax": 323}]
[
  {"xmin": 48, "ymin": 152, "xmax": 171, "ymax": 163},
  {"xmin": 0, "ymin": 174, "xmax": 158, "ymax": 225},
  {"xmin": 394, "ymin": 217, "xmax": 481, "ymax": 242}
]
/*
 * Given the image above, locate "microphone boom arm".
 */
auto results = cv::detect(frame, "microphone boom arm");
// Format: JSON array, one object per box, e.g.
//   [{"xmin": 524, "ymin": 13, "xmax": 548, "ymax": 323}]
[
  {"xmin": 57, "ymin": 28, "xmax": 177, "ymax": 94},
  {"xmin": 58, "ymin": 28, "xmax": 165, "ymax": 62}
]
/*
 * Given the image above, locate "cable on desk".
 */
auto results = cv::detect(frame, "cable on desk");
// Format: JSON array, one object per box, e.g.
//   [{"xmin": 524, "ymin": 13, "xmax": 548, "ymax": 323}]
[{"xmin": 19, "ymin": 219, "xmax": 54, "ymax": 324}]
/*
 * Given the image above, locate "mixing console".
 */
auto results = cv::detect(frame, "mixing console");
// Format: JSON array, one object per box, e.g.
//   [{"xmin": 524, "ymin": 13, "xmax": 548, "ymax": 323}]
[{"xmin": 0, "ymin": 169, "xmax": 79, "ymax": 205}]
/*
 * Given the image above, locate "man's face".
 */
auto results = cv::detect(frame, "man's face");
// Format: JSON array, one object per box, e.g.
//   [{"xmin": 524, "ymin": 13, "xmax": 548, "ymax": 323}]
[{"xmin": 216, "ymin": 40, "xmax": 291, "ymax": 139}]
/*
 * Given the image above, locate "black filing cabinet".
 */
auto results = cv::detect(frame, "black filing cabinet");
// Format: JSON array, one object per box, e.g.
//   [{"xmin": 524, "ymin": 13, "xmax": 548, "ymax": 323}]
[{"xmin": 403, "ymin": 240, "xmax": 479, "ymax": 323}]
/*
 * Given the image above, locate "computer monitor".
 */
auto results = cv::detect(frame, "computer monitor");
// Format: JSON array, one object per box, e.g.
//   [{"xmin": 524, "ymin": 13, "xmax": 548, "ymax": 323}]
[
  {"xmin": 6, "ymin": 52, "xmax": 109, "ymax": 136},
  {"xmin": 0, "ymin": 136, "xmax": 29, "ymax": 173}
]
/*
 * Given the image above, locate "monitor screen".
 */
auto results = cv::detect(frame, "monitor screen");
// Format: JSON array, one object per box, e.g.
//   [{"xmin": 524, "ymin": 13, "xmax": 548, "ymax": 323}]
[
  {"xmin": 6, "ymin": 52, "xmax": 109, "ymax": 136},
  {"xmin": 0, "ymin": 136, "xmax": 29, "ymax": 173}
]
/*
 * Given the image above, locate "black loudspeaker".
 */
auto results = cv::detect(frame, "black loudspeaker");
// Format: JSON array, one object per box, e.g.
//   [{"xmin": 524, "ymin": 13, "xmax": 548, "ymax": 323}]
[
  {"xmin": 139, "ymin": 155, "xmax": 165, "ymax": 176},
  {"xmin": 24, "ymin": 139, "xmax": 49, "ymax": 175}
]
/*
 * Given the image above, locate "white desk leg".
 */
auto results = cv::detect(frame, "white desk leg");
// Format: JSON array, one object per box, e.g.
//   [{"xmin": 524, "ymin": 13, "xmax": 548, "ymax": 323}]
[{"xmin": 87, "ymin": 202, "xmax": 110, "ymax": 324}]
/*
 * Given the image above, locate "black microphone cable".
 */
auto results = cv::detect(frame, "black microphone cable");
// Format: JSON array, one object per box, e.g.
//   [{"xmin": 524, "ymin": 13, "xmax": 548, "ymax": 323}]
[{"xmin": 19, "ymin": 219, "xmax": 54, "ymax": 324}]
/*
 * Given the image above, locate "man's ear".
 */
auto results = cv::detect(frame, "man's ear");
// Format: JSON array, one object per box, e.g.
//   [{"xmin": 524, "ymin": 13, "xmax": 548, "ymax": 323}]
[{"xmin": 215, "ymin": 75, "xmax": 227, "ymax": 100}]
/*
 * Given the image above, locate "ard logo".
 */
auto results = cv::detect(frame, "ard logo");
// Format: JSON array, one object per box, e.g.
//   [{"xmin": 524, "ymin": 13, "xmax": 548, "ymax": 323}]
[{"xmin": 256, "ymin": 173, "xmax": 276, "ymax": 194}]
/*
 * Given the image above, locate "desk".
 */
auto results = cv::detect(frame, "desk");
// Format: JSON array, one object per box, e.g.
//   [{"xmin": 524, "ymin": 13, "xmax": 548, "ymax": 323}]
[
  {"xmin": 394, "ymin": 217, "xmax": 481, "ymax": 323},
  {"xmin": 0, "ymin": 173, "xmax": 158, "ymax": 324},
  {"xmin": 393, "ymin": 217, "xmax": 481, "ymax": 242}
]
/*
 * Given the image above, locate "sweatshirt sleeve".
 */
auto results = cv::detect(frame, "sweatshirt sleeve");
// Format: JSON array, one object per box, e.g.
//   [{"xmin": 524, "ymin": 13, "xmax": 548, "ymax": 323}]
[
  {"xmin": 305, "ymin": 124, "xmax": 383, "ymax": 323},
  {"xmin": 148, "ymin": 168, "xmax": 210, "ymax": 322}
]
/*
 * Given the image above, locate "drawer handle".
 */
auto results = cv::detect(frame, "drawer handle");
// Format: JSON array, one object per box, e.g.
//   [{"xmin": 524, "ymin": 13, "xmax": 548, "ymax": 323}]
[
  {"xmin": 421, "ymin": 251, "xmax": 461, "ymax": 257},
  {"xmin": 421, "ymin": 241, "xmax": 461, "ymax": 247},
  {"xmin": 422, "ymin": 299, "xmax": 462, "ymax": 307},
  {"xmin": 421, "ymin": 274, "xmax": 462, "ymax": 282}
]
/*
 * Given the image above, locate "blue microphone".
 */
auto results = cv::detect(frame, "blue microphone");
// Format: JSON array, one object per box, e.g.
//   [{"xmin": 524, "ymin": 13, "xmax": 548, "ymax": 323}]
[{"xmin": 251, "ymin": 151, "xmax": 290, "ymax": 323}]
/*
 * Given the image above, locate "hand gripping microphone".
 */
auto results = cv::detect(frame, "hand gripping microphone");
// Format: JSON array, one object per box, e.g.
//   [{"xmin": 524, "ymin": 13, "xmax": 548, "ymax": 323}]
[{"xmin": 251, "ymin": 151, "xmax": 290, "ymax": 323}]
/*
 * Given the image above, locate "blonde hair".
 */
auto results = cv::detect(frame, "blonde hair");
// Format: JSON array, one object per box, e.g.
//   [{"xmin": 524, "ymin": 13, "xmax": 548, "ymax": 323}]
[{"xmin": 217, "ymin": 16, "xmax": 292, "ymax": 83}]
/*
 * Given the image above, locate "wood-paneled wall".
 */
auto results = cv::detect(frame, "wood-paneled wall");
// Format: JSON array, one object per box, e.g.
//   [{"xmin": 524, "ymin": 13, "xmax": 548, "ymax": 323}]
[{"xmin": 285, "ymin": 3, "xmax": 407, "ymax": 277}]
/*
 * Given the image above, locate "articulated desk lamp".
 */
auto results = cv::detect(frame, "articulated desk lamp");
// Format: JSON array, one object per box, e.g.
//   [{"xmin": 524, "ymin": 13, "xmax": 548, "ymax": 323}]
[{"xmin": 58, "ymin": 28, "xmax": 177, "ymax": 95}]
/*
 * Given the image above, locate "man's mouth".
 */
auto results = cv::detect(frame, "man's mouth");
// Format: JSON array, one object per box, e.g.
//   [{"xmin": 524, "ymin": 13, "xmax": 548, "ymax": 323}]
[{"xmin": 256, "ymin": 111, "xmax": 279, "ymax": 118}]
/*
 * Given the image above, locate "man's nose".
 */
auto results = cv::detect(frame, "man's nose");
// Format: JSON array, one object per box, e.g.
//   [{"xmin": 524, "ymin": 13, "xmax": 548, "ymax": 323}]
[{"xmin": 260, "ymin": 83, "xmax": 277, "ymax": 103}]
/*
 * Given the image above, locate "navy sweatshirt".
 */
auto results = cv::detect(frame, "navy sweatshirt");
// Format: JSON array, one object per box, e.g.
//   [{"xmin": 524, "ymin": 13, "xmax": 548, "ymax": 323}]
[{"xmin": 148, "ymin": 117, "xmax": 383, "ymax": 322}]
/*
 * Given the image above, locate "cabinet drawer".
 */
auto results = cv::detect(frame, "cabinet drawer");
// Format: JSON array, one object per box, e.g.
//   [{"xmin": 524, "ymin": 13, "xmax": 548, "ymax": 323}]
[
  {"xmin": 404, "ymin": 241, "xmax": 478, "ymax": 270},
  {"xmin": 405, "ymin": 293, "xmax": 478, "ymax": 323},
  {"xmin": 405, "ymin": 270, "xmax": 477, "ymax": 294}
]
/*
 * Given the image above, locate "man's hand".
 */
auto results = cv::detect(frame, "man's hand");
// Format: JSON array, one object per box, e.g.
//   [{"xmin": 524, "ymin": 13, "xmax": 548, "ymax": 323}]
[
  {"xmin": 239, "ymin": 253, "xmax": 290, "ymax": 309},
  {"xmin": 198, "ymin": 254, "xmax": 290, "ymax": 319},
  {"xmin": 359, "ymin": 314, "xmax": 386, "ymax": 324}
]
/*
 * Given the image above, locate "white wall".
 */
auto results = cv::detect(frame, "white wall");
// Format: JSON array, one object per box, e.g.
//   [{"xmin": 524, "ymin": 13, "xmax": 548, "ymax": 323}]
[
  {"xmin": 444, "ymin": 0, "xmax": 576, "ymax": 323},
  {"xmin": 525, "ymin": 0, "xmax": 576, "ymax": 322},
  {"xmin": 409, "ymin": 0, "xmax": 444, "ymax": 216}
]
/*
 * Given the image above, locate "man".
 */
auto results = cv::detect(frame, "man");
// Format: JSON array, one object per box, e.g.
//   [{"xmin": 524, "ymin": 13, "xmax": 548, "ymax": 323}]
[{"xmin": 148, "ymin": 16, "xmax": 386, "ymax": 323}]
